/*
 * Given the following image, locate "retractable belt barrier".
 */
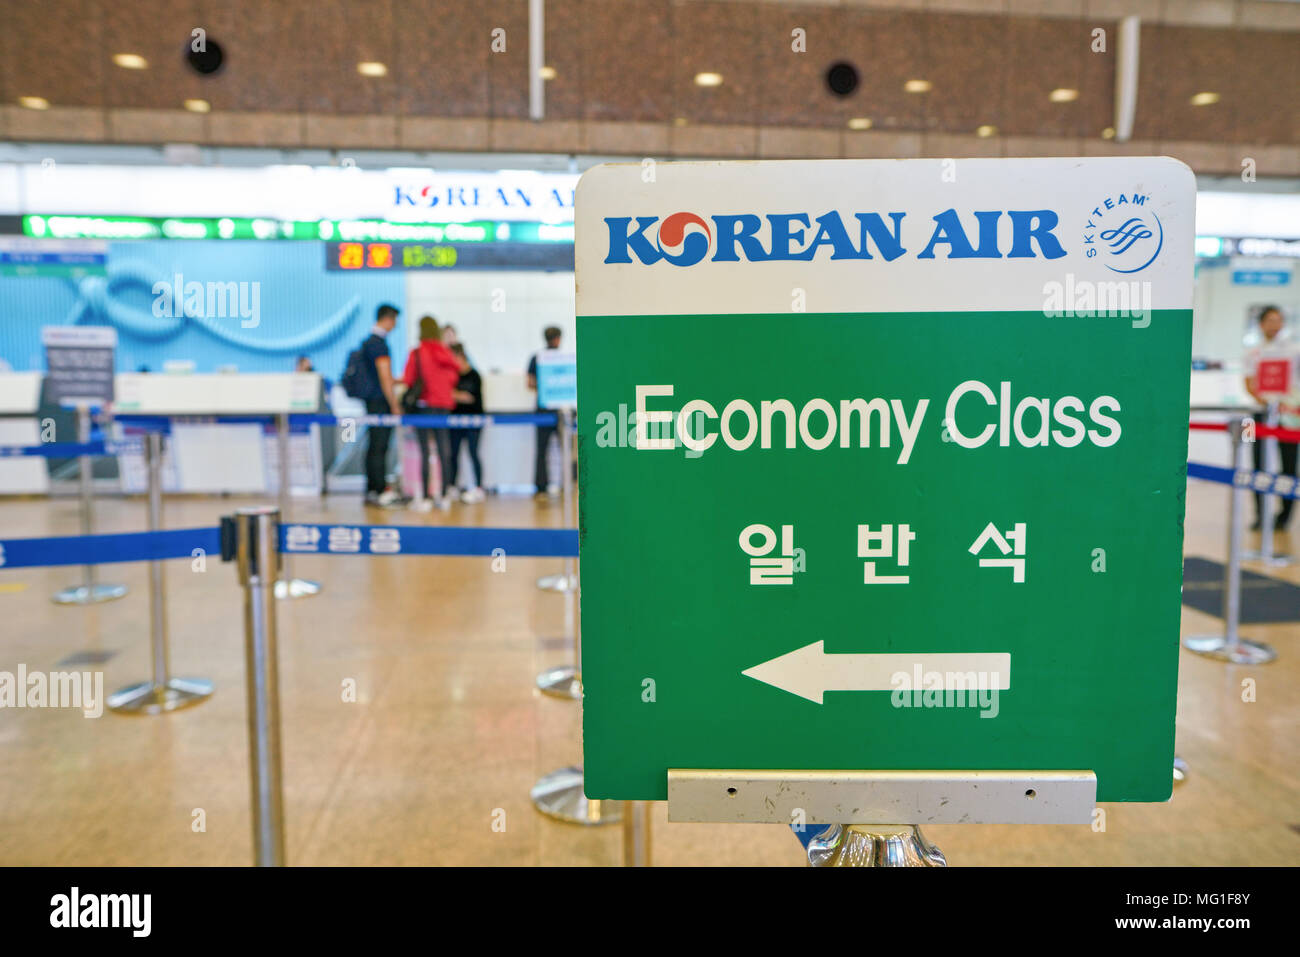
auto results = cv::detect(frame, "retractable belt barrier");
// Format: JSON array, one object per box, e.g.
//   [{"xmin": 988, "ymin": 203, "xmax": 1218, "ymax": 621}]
[
  {"xmin": 105, "ymin": 411, "xmax": 560, "ymax": 431},
  {"xmin": 0, "ymin": 439, "xmax": 118, "ymax": 458},
  {"xmin": 0, "ymin": 524, "xmax": 577, "ymax": 569},
  {"xmin": 1187, "ymin": 462, "xmax": 1300, "ymax": 500},
  {"xmin": 1190, "ymin": 420, "xmax": 1300, "ymax": 443}
]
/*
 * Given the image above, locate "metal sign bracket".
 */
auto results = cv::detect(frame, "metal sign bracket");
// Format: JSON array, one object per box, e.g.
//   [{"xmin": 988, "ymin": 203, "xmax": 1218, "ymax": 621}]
[{"xmin": 667, "ymin": 768, "xmax": 1097, "ymax": 826}]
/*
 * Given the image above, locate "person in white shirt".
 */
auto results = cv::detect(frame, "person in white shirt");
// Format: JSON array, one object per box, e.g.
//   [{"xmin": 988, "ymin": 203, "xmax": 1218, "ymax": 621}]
[{"xmin": 1243, "ymin": 305, "xmax": 1298, "ymax": 531}]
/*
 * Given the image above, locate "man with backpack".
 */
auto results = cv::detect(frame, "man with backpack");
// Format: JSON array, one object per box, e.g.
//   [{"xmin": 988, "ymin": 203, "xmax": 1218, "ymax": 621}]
[{"xmin": 342, "ymin": 303, "xmax": 403, "ymax": 506}]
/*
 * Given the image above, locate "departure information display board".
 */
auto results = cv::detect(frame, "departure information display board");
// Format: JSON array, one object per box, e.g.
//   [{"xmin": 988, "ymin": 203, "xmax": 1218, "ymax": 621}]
[
  {"xmin": 324, "ymin": 240, "xmax": 573, "ymax": 271},
  {"xmin": 576, "ymin": 158, "xmax": 1194, "ymax": 803}
]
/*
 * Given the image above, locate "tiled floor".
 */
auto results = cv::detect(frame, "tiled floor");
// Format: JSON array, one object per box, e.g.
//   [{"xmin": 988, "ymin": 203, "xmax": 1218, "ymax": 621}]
[{"xmin": 0, "ymin": 480, "xmax": 1295, "ymax": 866}]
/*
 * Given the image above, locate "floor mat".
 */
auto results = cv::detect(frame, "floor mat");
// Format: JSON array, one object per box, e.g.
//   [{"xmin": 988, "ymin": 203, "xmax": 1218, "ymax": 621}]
[{"xmin": 1182, "ymin": 556, "xmax": 1300, "ymax": 624}]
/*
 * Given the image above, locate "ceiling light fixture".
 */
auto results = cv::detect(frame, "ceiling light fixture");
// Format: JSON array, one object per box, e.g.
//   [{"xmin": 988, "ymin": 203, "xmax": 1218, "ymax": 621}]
[
  {"xmin": 113, "ymin": 53, "xmax": 148, "ymax": 70},
  {"xmin": 1189, "ymin": 91, "xmax": 1220, "ymax": 106},
  {"xmin": 1049, "ymin": 88, "xmax": 1079, "ymax": 103},
  {"xmin": 694, "ymin": 72, "xmax": 723, "ymax": 87},
  {"xmin": 847, "ymin": 117, "xmax": 872, "ymax": 131},
  {"xmin": 19, "ymin": 96, "xmax": 50, "ymax": 110},
  {"xmin": 903, "ymin": 79, "xmax": 932, "ymax": 94},
  {"xmin": 356, "ymin": 61, "xmax": 388, "ymax": 77},
  {"xmin": 183, "ymin": 99, "xmax": 211, "ymax": 113}
]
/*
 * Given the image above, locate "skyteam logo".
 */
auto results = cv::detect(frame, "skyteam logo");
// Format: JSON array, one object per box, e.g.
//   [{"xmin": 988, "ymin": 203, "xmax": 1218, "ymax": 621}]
[{"xmin": 1084, "ymin": 192, "xmax": 1163, "ymax": 274}]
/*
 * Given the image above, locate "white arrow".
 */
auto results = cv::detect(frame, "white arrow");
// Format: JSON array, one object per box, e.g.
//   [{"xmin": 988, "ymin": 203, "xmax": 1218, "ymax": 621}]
[{"xmin": 742, "ymin": 641, "xmax": 1011, "ymax": 704}]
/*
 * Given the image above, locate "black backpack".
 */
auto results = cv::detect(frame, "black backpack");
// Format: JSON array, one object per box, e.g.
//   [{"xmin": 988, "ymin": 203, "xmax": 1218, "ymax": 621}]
[{"xmin": 340, "ymin": 344, "xmax": 368, "ymax": 399}]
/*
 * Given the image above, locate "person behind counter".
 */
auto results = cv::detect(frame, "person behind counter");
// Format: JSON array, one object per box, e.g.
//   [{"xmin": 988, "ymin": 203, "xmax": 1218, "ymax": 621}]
[
  {"xmin": 1243, "ymin": 304, "xmax": 1299, "ymax": 532},
  {"xmin": 526, "ymin": 326, "xmax": 563, "ymax": 498}
]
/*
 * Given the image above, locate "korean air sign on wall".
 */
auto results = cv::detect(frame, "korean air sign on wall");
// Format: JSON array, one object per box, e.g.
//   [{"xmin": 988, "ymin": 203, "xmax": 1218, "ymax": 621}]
[{"xmin": 0, "ymin": 164, "xmax": 579, "ymax": 225}]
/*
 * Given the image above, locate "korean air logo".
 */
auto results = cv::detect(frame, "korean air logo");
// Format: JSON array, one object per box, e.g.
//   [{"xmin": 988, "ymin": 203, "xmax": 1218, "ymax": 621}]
[
  {"xmin": 1084, "ymin": 192, "xmax": 1163, "ymax": 274},
  {"xmin": 656, "ymin": 212, "xmax": 713, "ymax": 266}
]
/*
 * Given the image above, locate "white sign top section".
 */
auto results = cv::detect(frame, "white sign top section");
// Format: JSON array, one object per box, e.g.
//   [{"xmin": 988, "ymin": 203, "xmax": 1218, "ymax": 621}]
[{"xmin": 575, "ymin": 157, "xmax": 1195, "ymax": 315}]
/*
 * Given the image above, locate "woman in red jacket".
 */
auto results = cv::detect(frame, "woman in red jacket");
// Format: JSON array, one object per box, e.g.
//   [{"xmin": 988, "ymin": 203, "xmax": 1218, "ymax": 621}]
[{"xmin": 403, "ymin": 315, "xmax": 467, "ymax": 510}]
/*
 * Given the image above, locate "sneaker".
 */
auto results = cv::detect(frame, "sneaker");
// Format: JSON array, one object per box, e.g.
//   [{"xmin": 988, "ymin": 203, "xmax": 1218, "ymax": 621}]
[
  {"xmin": 460, "ymin": 487, "xmax": 486, "ymax": 504},
  {"xmin": 364, "ymin": 492, "xmax": 382, "ymax": 506},
  {"xmin": 436, "ymin": 496, "xmax": 453, "ymax": 512},
  {"xmin": 409, "ymin": 498, "xmax": 434, "ymax": 513},
  {"xmin": 377, "ymin": 488, "xmax": 400, "ymax": 507},
  {"xmin": 546, "ymin": 483, "xmax": 561, "ymax": 498}
]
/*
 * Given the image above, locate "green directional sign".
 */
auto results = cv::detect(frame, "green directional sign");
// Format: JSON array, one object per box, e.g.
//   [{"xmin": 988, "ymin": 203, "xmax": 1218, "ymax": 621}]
[{"xmin": 576, "ymin": 158, "xmax": 1195, "ymax": 804}]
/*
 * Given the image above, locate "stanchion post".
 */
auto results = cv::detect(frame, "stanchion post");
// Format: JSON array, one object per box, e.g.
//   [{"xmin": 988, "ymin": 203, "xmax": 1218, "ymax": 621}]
[
  {"xmin": 1184, "ymin": 417, "xmax": 1277, "ymax": 664},
  {"xmin": 231, "ymin": 506, "xmax": 287, "ymax": 866},
  {"xmin": 622, "ymin": 801, "xmax": 652, "ymax": 866},
  {"xmin": 53, "ymin": 403, "xmax": 127, "ymax": 605},
  {"xmin": 530, "ymin": 412, "xmax": 620, "ymax": 824},
  {"xmin": 274, "ymin": 413, "xmax": 320, "ymax": 599},
  {"xmin": 536, "ymin": 406, "xmax": 581, "ymax": 698},
  {"xmin": 536, "ymin": 409, "xmax": 578, "ymax": 595},
  {"xmin": 107, "ymin": 432, "xmax": 213, "ymax": 714},
  {"xmin": 1245, "ymin": 401, "xmax": 1291, "ymax": 566}
]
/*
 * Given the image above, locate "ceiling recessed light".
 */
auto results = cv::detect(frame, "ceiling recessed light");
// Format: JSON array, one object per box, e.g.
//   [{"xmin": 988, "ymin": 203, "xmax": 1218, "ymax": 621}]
[
  {"xmin": 847, "ymin": 117, "xmax": 872, "ymax": 131},
  {"xmin": 1049, "ymin": 88, "xmax": 1079, "ymax": 103},
  {"xmin": 976, "ymin": 124, "xmax": 997, "ymax": 138},
  {"xmin": 1101, "ymin": 126, "xmax": 1116, "ymax": 139},
  {"xmin": 1189, "ymin": 91, "xmax": 1220, "ymax": 106},
  {"xmin": 673, "ymin": 117, "xmax": 689, "ymax": 127},
  {"xmin": 539, "ymin": 66, "xmax": 557, "ymax": 81},
  {"xmin": 694, "ymin": 72, "xmax": 723, "ymax": 88},
  {"xmin": 19, "ymin": 96, "xmax": 50, "ymax": 110},
  {"xmin": 357, "ymin": 61, "xmax": 388, "ymax": 77},
  {"xmin": 183, "ymin": 98, "xmax": 211, "ymax": 114},
  {"xmin": 903, "ymin": 79, "xmax": 932, "ymax": 94},
  {"xmin": 113, "ymin": 53, "xmax": 148, "ymax": 70}
]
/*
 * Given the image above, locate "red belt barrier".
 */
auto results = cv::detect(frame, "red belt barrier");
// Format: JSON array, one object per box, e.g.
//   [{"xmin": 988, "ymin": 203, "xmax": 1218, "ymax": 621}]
[{"xmin": 1188, "ymin": 421, "xmax": 1300, "ymax": 442}]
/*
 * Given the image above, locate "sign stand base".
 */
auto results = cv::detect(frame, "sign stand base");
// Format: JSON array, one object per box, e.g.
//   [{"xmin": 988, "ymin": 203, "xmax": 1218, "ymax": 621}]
[
  {"xmin": 806, "ymin": 824, "xmax": 947, "ymax": 867},
  {"xmin": 1173, "ymin": 756, "xmax": 1189, "ymax": 785},
  {"xmin": 531, "ymin": 766, "xmax": 622, "ymax": 826},
  {"xmin": 536, "ymin": 572, "xmax": 577, "ymax": 593},
  {"xmin": 1182, "ymin": 634, "xmax": 1277, "ymax": 664},
  {"xmin": 274, "ymin": 578, "xmax": 321, "ymax": 600},
  {"xmin": 52, "ymin": 583, "xmax": 128, "ymax": 605},
  {"xmin": 535, "ymin": 665, "xmax": 581, "ymax": 699},
  {"xmin": 107, "ymin": 677, "xmax": 213, "ymax": 714},
  {"xmin": 1242, "ymin": 550, "xmax": 1292, "ymax": 567}
]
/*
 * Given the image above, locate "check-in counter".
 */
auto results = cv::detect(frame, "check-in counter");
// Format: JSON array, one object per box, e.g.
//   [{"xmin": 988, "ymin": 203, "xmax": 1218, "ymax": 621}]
[
  {"xmin": 0, "ymin": 373, "xmax": 49, "ymax": 495},
  {"xmin": 1189, "ymin": 366, "xmax": 1257, "ymax": 467},
  {"xmin": 473, "ymin": 372, "xmax": 552, "ymax": 493},
  {"xmin": 112, "ymin": 372, "xmax": 324, "ymax": 495}
]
